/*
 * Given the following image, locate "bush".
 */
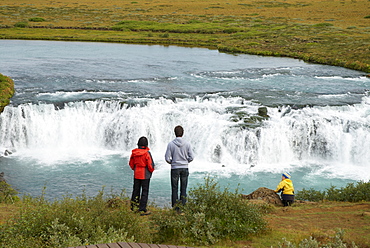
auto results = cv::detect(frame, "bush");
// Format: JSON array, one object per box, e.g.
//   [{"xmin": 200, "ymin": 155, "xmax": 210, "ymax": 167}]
[
  {"xmin": 0, "ymin": 188, "xmax": 151, "ymax": 248},
  {"xmin": 14, "ymin": 22, "xmax": 28, "ymax": 28},
  {"xmin": 295, "ymin": 187, "xmax": 326, "ymax": 202},
  {"xmin": 28, "ymin": 17, "xmax": 46, "ymax": 22},
  {"xmin": 313, "ymin": 23, "xmax": 334, "ymax": 27},
  {"xmin": 296, "ymin": 181, "xmax": 370, "ymax": 202},
  {"xmin": 151, "ymin": 177, "xmax": 268, "ymax": 246},
  {"xmin": 0, "ymin": 181, "xmax": 19, "ymax": 203}
]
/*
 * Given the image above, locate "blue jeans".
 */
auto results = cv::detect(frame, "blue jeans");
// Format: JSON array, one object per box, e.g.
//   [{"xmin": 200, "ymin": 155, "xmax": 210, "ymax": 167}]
[{"xmin": 171, "ymin": 168, "xmax": 189, "ymax": 208}]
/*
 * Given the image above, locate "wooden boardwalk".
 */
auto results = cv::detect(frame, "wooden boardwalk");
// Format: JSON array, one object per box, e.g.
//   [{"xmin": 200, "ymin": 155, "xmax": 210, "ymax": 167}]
[{"xmin": 68, "ymin": 242, "xmax": 194, "ymax": 248}]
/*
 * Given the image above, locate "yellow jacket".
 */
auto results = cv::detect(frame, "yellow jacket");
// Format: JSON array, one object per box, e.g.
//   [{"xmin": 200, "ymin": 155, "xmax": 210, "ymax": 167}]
[{"xmin": 275, "ymin": 179, "xmax": 294, "ymax": 195}]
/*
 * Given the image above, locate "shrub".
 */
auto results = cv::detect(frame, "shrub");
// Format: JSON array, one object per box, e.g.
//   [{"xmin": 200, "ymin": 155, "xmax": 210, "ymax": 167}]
[
  {"xmin": 313, "ymin": 22, "xmax": 334, "ymax": 27},
  {"xmin": 0, "ymin": 181, "xmax": 19, "ymax": 203},
  {"xmin": 28, "ymin": 17, "xmax": 46, "ymax": 22},
  {"xmin": 295, "ymin": 187, "xmax": 326, "ymax": 202},
  {"xmin": 14, "ymin": 21, "xmax": 28, "ymax": 28},
  {"xmin": 296, "ymin": 181, "xmax": 370, "ymax": 202},
  {"xmin": 0, "ymin": 188, "xmax": 151, "ymax": 248},
  {"xmin": 151, "ymin": 177, "xmax": 268, "ymax": 246}
]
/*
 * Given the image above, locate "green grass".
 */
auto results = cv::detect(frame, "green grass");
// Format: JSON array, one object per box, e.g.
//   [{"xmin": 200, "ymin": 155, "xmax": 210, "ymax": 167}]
[
  {"xmin": 0, "ymin": 73, "xmax": 15, "ymax": 112},
  {"xmin": 1, "ymin": 178, "xmax": 368, "ymax": 247},
  {"xmin": 0, "ymin": 0, "xmax": 369, "ymax": 73},
  {"xmin": 0, "ymin": 178, "xmax": 270, "ymax": 248}
]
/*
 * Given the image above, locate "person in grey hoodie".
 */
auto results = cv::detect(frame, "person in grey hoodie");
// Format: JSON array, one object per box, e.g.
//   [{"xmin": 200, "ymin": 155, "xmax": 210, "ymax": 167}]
[{"xmin": 165, "ymin": 125, "xmax": 194, "ymax": 210}]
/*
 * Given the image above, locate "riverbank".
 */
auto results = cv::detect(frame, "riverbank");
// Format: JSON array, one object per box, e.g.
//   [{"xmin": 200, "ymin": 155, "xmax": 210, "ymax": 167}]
[
  {"xmin": 0, "ymin": 0, "xmax": 369, "ymax": 73},
  {"xmin": 1, "ymin": 200, "xmax": 369, "ymax": 247},
  {"xmin": 0, "ymin": 74, "xmax": 15, "ymax": 112}
]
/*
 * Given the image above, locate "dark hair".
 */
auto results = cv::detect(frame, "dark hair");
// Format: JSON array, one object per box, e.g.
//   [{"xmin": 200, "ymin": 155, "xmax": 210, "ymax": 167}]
[
  {"xmin": 137, "ymin": 136, "xmax": 148, "ymax": 147},
  {"xmin": 174, "ymin": 125, "xmax": 184, "ymax": 137}
]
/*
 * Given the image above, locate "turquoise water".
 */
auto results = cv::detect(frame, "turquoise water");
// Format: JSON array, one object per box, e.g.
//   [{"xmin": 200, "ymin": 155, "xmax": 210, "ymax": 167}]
[{"xmin": 0, "ymin": 40, "xmax": 369, "ymax": 206}]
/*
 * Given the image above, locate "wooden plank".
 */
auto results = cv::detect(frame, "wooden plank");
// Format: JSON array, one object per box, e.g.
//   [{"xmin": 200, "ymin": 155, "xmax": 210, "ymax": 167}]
[
  {"xmin": 67, "ymin": 242, "xmax": 195, "ymax": 248},
  {"xmin": 137, "ymin": 243, "xmax": 152, "ymax": 248},
  {"xmin": 96, "ymin": 244, "xmax": 110, "ymax": 248},
  {"xmin": 115, "ymin": 242, "xmax": 132, "ymax": 248},
  {"xmin": 117, "ymin": 242, "xmax": 141, "ymax": 248},
  {"xmin": 106, "ymin": 243, "xmax": 124, "ymax": 248}
]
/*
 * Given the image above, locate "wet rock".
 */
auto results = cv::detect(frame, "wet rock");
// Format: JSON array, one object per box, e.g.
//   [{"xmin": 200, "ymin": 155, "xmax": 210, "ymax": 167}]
[
  {"xmin": 242, "ymin": 187, "xmax": 283, "ymax": 206},
  {"xmin": 0, "ymin": 172, "xmax": 6, "ymax": 183},
  {"xmin": 231, "ymin": 106, "xmax": 270, "ymax": 129},
  {"xmin": 257, "ymin": 106, "xmax": 269, "ymax": 118}
]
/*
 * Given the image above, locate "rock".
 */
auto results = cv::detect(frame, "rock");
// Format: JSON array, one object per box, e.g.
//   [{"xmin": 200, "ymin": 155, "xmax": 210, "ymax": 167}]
[
  {"xmin": 242, "ymin": 187, "xmax": 283, "ymax": 206},
  {"xmin": 257, "ymin": 106, "xmax": 269, "ymax": 118},
  {"xmin": 0, "ymin": 172, "xmax": 5, "ymax": 183},
  {"xmin": 4, "ymin": 149, "xmax": 12, "ymax": 156}
]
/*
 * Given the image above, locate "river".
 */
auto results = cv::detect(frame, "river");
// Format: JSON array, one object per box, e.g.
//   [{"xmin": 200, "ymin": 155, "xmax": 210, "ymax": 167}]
[{"xmin": 0, "ymin": 40, "xmax": 369, "ymax": 206}]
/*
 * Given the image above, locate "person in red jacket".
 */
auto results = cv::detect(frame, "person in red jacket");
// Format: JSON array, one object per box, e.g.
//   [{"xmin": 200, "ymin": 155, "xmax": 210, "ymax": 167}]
[{"xmin": 129, "ymin": 136, "xmax": 155, "ymax": 215}]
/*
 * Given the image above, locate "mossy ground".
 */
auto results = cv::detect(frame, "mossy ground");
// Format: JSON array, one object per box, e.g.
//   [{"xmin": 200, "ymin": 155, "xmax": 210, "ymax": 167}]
[{"xmin": 0, "ymin": 74, "xmax": 15, "ymax": 112}]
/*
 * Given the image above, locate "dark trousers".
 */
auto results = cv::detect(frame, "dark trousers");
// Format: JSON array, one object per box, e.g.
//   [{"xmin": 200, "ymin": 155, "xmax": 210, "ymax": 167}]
[
  {"xmin": 171, "ymin": 168, "xmax": 189, "ymax": 208},
  {"xmin": 282, "ymin": 194, "xmax": 294, "ymax": 207},
  {"xmin": 131, "ymin": 178, "xmax": 150, "ymax": 212}
]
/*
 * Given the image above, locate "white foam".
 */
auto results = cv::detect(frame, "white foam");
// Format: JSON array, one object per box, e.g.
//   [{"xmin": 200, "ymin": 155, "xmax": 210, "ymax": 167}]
[{"xmin": 1, "ymin": 96, "xmax": 369, "ymax": 181}]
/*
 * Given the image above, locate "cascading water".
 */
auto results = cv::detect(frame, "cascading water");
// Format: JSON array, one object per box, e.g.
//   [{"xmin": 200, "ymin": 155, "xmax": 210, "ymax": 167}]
[
  {"xmin": 1, "ymin": 96, "xmax": 369, "ymax": 176},
  {"xmin": 0, "ymin": 40, "xmax": 369, "ymax": 205}
]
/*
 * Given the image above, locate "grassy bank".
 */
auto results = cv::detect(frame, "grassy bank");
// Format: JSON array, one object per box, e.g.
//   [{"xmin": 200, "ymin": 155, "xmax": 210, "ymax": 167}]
[
  {"xmin": 0, "ymin": 179, "xmax": 369, "ymax": 247},
  {"xmin": 0, "ymin": 74, "xmax": 15, "ymax": 113},
  {"xmin": 0, "ymin": 0, "xmax": 369, "ymax": 73}
]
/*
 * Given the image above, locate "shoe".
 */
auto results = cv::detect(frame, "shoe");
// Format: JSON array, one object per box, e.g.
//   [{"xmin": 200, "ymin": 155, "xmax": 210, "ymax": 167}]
[{"xmin": 140, "ymin": 210, "xmax": 151, "ymax": 216}]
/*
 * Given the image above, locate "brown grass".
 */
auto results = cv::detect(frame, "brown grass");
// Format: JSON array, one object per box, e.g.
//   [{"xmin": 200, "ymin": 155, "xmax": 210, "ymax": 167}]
[
  {"xmin": 0, "ymin": 0, "xmax": 369, "ymax": 72},
  {"xmin": 0, "ymin": 0, "xmax": 369, "ymax": 28},
  {"xmin": 260, "ymin": 202, "xmax": 370, "ymax": 247}
]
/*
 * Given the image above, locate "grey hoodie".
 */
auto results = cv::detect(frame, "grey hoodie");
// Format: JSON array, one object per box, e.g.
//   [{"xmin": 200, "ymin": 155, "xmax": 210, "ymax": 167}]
[{"xmin": 165, "ymin": 137, "xmax": 194, "ymax": 169}]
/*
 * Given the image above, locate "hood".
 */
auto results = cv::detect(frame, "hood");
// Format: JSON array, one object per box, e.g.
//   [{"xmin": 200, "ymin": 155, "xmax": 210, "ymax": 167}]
[
  {"xmin": 173, "ymin": 137, "xmax": 185, "ymax": 147},
  {"xmin": 131, "ymin": 147, "xmax": 150, "ymax": 157}
]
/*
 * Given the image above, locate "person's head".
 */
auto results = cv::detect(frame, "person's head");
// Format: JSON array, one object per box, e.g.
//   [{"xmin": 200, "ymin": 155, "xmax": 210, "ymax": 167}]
[
  {"xmin": 137, "ymin": 136, "xmax": 148, "ymax": 147},
  {"xmin": 282, "ymin": 172, "xmax": 291, "ymax": 180},
  {"xmin": 174, "ymin": 125, "xmax": 184, "ymax": 137}
]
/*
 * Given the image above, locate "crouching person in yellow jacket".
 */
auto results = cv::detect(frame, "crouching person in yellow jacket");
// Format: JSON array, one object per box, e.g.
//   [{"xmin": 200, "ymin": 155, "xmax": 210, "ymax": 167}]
[{"xmin": 275, "ymin": 172, "xmax": 294, "ymax": 207}]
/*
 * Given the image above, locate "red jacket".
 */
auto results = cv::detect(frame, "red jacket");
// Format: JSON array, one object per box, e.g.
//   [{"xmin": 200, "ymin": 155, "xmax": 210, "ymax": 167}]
[{"xmin": 129, "ymin": 147, "xmax": 155, "ymax": 180}]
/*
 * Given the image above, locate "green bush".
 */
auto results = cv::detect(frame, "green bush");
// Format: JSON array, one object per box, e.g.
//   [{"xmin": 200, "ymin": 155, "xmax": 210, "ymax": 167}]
[
  {"xmin": 28, "ymin": 17, "xmax": 46, "ymax": 22},
  {"xmin": 296, "ymin": 181, "xmax": 370, "ymax": 202},
  {"xmin": 0, "ymin": 188, "xmax": 151, "ymax": 248},
  {"xmin": 151, "ymin": 177, "xmax": 269, "ymax": 246},
  {"xmin": 295, "ymin": 187, "xmax": 326, "ymax": 202},
  {"xmin": 0, "ymin": 181, "xmax": 19, "ymax": 203},
  {"xmin": 14, "ymin": 21, "xmax": 28, "ymax": 28}
]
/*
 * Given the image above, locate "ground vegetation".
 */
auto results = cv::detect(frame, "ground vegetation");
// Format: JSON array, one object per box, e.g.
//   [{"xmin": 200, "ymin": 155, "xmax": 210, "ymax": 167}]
[
  {"xmin": 0, "ymin": 179, "xmax": 369, "ymax": 247},
  {"xmin": 0, "ymin": 0, "xmax": 369, "ymax": 72},
  {"xmin": 0, "ymin": 73, "xmax": 14, "ymax": 112}
]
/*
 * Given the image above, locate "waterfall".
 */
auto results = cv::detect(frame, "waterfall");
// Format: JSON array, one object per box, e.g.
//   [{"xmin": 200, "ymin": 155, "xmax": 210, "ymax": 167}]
[{"xmin": 1, "ymin": 95, "xmax": 369, "ymax": 180}]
